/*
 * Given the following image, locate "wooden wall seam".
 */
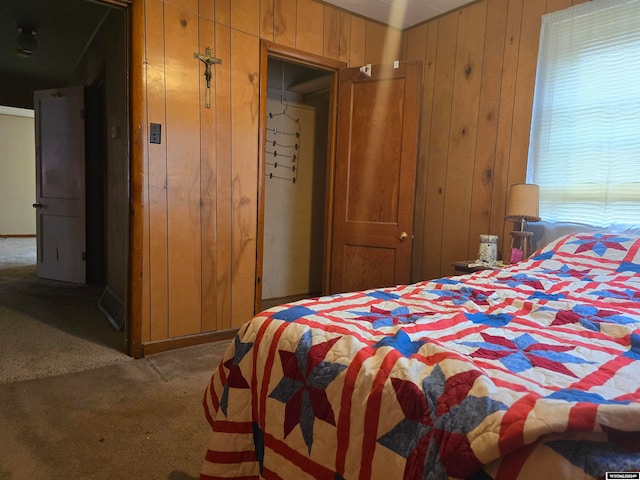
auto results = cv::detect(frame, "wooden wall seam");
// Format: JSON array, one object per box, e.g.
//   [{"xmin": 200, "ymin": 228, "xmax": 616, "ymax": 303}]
[
  {"xmin": 199, "ymin": 14, "xmax": 218, "ymax": 333},
  {"xmin": 145, "ymin": 0, "xmax": 170, "ymax": 342},
  {"xmin": 420, "ymin": 12, "xmax": 458, "ymax": 281},
  {"xmin": 466, "ymin": 0, "xmax": 504, "ymax": 260},
  {"xmin": 214, "ymin": 22, "xmax": 233, "ymax": 331},
  {"xmin": 439, "ymin": 2, "xmax": 487, "ymax": 274}
]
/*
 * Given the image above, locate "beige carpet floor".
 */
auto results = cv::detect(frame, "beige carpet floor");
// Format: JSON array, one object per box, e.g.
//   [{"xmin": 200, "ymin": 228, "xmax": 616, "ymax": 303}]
[
  {"xmin": 0, "ymin": 340, "xmax": 231, "ymax": 480},
  {"xmin": 0, "ymin": 264, "xmax": 130, "ymax": 384},
  {"xmin": 0, "ymin": 237, "xmax": 234, "ymax": 479}
]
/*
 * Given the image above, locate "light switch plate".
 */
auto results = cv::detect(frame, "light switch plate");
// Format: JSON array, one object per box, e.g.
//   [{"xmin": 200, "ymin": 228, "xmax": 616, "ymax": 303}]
[{"xmin": 150, "ymin": 123, "xmax": 161, "ymax": 144}]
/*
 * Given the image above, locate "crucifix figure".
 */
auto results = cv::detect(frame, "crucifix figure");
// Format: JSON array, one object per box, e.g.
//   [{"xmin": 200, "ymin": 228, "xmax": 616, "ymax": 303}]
[{"xmin": 194, "ymin": 47, "xmax": 222, "ymax": 108}]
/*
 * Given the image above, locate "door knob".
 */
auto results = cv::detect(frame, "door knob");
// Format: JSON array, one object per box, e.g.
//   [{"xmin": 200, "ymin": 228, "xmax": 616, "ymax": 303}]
[
  {"xmin": 32, "ymin": 202, "xmax": 43, "ymax": 209},
  {"xmin": 399, "ymin": 231, "xmax": 408, "ymax": 241}
]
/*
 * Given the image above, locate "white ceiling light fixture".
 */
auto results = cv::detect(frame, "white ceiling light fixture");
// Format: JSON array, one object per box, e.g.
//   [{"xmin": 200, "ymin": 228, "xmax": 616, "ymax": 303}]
[{"xmin": 17, "ymin": 26, "xmax": 37, "ymax": 57}]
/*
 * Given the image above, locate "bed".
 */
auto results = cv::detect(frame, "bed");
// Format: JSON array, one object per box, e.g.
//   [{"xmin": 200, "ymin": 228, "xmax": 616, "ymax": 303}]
[{"xmin": 200, "ymin": 232, "xmax": 640, "ymax": 479}]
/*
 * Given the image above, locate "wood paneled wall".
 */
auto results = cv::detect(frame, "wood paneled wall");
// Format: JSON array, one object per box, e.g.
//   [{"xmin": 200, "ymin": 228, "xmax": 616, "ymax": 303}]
[
  {"xmin": 134, "ymin": 0, "xmax": 401, "ymax": 348},
  {"xmin": 404, "ymin": 0, "xmax": 589, "ymax": 281},
  {"xmin": 132, "ymin": 0, "xmax": 593, "ymax": 352}
]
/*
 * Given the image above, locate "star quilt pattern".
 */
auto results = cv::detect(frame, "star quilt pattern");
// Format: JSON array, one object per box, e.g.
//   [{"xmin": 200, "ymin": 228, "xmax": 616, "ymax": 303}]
[{"xmin": 200, "ymin": 233, "xmax": 640, "ymax": 479}]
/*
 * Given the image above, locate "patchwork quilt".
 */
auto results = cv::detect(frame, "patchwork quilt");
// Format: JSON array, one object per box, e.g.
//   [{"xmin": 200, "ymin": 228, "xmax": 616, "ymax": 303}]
[{"xmin": 200, "ymin": 233, "xmax": 640, "ymax": 479}]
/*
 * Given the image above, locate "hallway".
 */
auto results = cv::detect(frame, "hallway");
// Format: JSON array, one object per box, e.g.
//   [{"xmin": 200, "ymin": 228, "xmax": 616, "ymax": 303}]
[
  {"xmin": 0, "ymin": 237, "xmax": 129, "ymax": 384},
  {"xmin": 0, "ymin": 236, "xmax": 36, "ymax": 269}
]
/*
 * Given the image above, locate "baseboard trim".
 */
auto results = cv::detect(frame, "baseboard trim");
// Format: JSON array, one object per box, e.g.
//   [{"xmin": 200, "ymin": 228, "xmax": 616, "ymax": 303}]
[
  {"xmin": 141, "ymin": 329, "xmax": 237, "ymax": 357},
  {"xmin": 0, "ymin": 234, "xmax": 36, "ymax": 238}
]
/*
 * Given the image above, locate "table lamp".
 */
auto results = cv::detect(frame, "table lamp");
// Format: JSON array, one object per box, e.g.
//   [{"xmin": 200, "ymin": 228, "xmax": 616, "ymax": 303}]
[{"xmin": 505, "ymin": 183, "xmax": 541, "ymax": 263}]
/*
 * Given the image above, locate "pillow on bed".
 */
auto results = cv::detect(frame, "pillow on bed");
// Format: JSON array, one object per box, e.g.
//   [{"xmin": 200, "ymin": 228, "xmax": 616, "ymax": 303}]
[{"xmin": 531, "ymin": 232, "xmax": 640, "ymax": 272}]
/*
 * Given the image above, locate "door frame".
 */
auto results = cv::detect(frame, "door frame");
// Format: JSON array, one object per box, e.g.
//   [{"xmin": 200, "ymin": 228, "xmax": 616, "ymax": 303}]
[{"xmin": 255, "ymin": 41, "xmax": 346, "ymax": 314}]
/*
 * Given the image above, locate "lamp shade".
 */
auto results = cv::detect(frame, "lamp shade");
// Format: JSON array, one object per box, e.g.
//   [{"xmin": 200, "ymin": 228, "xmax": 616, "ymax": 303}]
[{"xmin": 505, "ymin": 183, "xmax": 541, "ymax": 222}]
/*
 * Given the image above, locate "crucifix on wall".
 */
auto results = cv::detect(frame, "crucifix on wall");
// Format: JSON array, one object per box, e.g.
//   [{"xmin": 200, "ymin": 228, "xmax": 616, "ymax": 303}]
[{"xmin": 194, "ymin": 47, "xmax": 222, "ymax": 108}]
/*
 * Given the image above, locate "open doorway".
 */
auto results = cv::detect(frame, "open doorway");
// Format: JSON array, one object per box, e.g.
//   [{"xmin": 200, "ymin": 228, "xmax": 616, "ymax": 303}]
[
  {"xmin": 0, "ymin": 0, "xmax": 130, "ymax": 382},
  {"xmin": 85, "ymin": 78, "xmax": 107, "ymax": 287},
  {"xmin": 256, "ymin": 43, "xmax": 346, "ymax": 312},
  {"xmin": 260, "ymin": 59, "xmax": 331, "ymax": 310},
  {"xmin": 1, "ymin": 85, "xmax": 107, "ymax": 285}
]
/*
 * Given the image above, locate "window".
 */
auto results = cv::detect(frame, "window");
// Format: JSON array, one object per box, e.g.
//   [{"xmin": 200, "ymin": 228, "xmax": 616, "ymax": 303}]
[{"xmin": 527, "ymin": 0, "xmax": 640, "ymax": 227}]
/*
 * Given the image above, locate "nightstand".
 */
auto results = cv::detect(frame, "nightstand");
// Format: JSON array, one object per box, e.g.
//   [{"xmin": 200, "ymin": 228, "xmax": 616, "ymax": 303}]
[{"xmin": 452, "ymin": 260, "xmax": 502, "ymax": 275}]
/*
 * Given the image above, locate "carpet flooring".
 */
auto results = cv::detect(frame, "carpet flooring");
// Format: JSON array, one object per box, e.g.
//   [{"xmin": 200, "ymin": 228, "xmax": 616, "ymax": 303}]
[
  {"xmin": 0, "ymin": 237, "xmax": 233, "ymax": 479},
  {"xmin": 0, "ymin": 263, "xmax": 130, "ymax": 384},
  {"xmin": 0, "ymin": 340, "xmax": 230, "ymax": 480}
]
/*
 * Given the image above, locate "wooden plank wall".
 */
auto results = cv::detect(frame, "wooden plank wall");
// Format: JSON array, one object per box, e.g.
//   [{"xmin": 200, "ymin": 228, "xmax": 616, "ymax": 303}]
[
  {"xmin": 138, "ymin": 0, "xmax": 401, "ymax": 344},
  {"xmin": 405, "ymin": 0, "xmax": 589, "ymax": 281}
]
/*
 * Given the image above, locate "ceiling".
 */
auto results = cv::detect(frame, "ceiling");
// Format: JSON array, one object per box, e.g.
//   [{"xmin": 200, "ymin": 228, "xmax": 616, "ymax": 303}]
[
  {"xmin": 324, "ymin": 0, "xmax": 476, "ymax": 29},
  {"xmin": 0, "ymin": 0, "xmax": 472, "ymax": 84},
  {"xmin": 0, "ymin": 0, "xmax": 111, "ymax": 82}
]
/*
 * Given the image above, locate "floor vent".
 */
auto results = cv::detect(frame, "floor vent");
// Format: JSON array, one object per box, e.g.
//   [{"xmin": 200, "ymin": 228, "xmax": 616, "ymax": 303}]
[{"xmin": 99, "ymin": 286, "xmax": 125, "ymax": 331}]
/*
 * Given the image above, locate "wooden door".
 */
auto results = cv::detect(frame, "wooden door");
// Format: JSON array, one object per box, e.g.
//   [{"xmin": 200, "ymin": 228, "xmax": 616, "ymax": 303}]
[
  {"xmin": 33, "ymin": 87, "xmax": 86, "ymax": 284},
  {"xmin": 330, "ymin": 61, "xmax": 421, "ymax": 294}
]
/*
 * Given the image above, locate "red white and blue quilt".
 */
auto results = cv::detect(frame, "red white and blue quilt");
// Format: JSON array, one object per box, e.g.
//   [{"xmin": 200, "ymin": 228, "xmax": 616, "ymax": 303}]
[{"xmin": 200, "ymin": 233, "xmax": 640, "ymax": 479}]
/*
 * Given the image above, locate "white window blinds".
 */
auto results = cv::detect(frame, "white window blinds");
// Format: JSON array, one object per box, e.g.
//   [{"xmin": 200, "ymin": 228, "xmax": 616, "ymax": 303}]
[{"xmin": 527, "ymin": 0, "xmax": 640, "ymax": 227}]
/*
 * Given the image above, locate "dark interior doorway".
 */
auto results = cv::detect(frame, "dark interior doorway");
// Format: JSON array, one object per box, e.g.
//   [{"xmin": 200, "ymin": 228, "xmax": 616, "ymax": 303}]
[
  {"xmin": 85, "ymin": 79, "xmax": 107, "ymax": 286},
  {"xmin": 0, "ymin": 0, "xmax": 130, "ymax": 366}
]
